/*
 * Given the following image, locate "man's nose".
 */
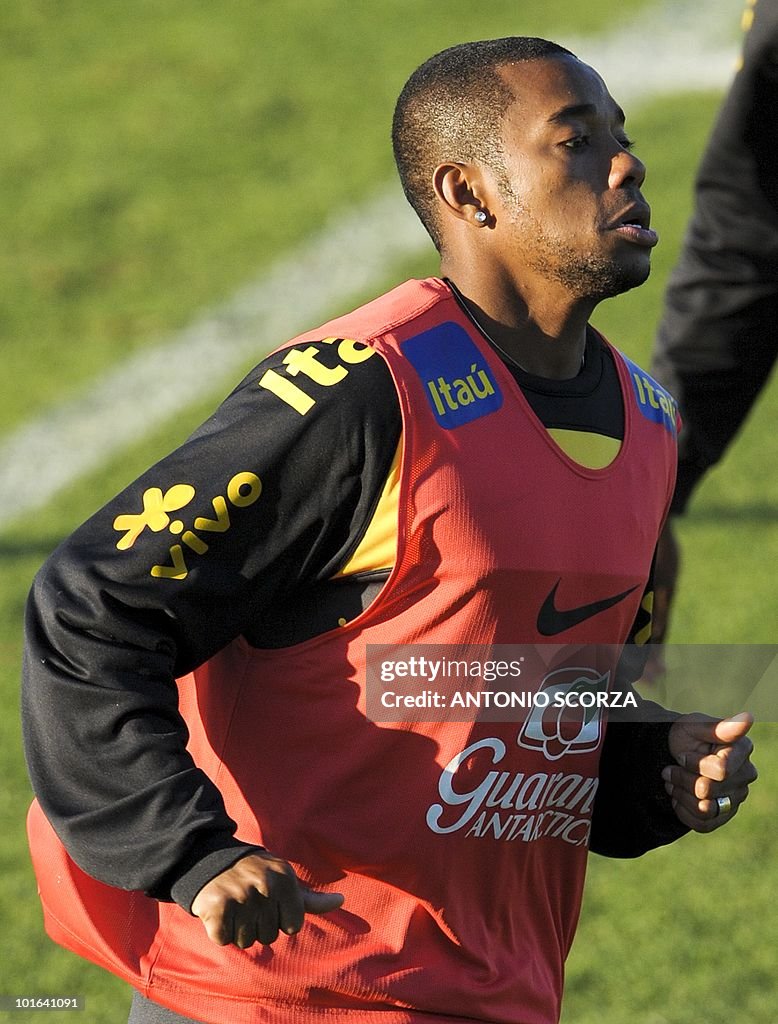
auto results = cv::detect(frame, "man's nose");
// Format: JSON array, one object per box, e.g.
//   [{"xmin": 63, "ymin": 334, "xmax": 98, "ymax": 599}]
[{"xmin": 609, "ymin": 148, "xmax": 646, "ymax": 190}]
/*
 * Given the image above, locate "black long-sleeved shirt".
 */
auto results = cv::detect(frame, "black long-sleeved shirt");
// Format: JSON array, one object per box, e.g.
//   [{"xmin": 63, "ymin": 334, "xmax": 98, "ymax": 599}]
[{"xmin": 23, "ymin": 312, "xmax": 686, "ymax": 913}]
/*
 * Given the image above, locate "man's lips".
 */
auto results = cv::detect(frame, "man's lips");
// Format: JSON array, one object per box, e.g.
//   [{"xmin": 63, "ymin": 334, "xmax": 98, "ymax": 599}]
[
  {"xmin": 611, "ymin": 222, "xmax": 659, "ymax": 247},
  {"xmin": 608, "ymin": 204, "xmax": 659, "ymax": 247}
]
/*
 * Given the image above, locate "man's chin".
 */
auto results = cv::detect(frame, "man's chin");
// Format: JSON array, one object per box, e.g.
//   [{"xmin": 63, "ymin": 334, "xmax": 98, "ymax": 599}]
[
  {"xmin": 622, "ymin": 253, "xmax": 652, "ymax": 287},
  {"xmin": 579, "ymin": 254, "xmax": 652, "ymax": 301}
]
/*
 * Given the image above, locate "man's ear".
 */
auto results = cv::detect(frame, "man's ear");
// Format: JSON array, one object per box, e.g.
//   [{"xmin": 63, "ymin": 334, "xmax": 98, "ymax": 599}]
[{"xmin": 432, "ymin": 162, "xmax": 492, "ymax": 227}]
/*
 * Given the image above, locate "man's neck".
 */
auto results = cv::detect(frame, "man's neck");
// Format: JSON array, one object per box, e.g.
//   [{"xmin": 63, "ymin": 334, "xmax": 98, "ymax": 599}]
[{"xmin": 442, "ymin": 267, "xmax": 594, "ymax": 380}]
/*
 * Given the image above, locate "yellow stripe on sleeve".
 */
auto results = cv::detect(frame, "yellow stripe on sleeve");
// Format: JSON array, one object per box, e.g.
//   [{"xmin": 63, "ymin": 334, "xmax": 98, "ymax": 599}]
[{"xmin": 336, "ymin": 439, "xmax": 402, "ymax": 576}]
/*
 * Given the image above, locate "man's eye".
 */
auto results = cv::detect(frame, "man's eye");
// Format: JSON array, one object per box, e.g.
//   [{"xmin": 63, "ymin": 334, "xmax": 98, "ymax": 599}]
[{"xmin": 563, "ymin": 136, "xmax": 589, "ymax": 149}]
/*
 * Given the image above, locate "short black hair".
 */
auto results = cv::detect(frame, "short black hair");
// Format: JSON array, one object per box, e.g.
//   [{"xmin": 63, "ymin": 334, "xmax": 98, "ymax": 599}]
[{"xmin": 392, "ymin": 37, "xmax": 575, "ymax": 251}]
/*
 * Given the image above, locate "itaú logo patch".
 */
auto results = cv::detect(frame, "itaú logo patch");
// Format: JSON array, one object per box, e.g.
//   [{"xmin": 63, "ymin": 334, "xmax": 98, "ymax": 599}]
[
  {"xmin": 620, "ymin": 353, "xmax": 679, "ymax": 436},
  {"xmin": 517, "ymin": 666, "xmax": 610, "ymax": 760},
  {"xmin": 401, "ymin": 322, "xmax": 502, "ymax": 429}
]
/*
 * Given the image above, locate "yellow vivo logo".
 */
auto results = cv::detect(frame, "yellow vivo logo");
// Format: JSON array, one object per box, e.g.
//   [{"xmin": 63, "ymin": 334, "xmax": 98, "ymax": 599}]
[
  {"xmin": 112, "ymin": 472, "xmax": 262, "ymax": 580},
  {"xmin": 114, "ymin": 484, "xmax": 196, "ymax": 550}
]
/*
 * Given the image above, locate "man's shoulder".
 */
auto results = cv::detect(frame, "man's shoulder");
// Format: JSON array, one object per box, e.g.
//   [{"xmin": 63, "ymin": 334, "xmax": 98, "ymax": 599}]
[
  {"xmin": 289, "ymin": 277, "xmax": 453, "ymax": 348},
  {"xmin": 223, "ymin": 283, "xmax": 450, "ymax": 422},
  {"xmin": 227, "ymin": 279, "xmax": 453, "ymax": 441}
]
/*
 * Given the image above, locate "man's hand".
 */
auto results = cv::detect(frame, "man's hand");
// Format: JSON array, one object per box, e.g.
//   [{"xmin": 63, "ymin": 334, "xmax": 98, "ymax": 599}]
[
  {"xmin": 664, "ymin": 712, "xmax": 757, "ymax": 832},
  {"xmin": 191, "ymin": 851, "xmax": 344, "ymax": 948}
]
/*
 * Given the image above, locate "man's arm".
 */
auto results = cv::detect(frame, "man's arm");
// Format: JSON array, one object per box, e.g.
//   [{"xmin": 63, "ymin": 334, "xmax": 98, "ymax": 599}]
[
  {"xmin": 590, "ymin": 682, "xmax": 690, "ymax": 858},
  {"xmin": 591, "ymin": 560, "xmax": 757, "ymax": 856},
  {"xmin": 591, "ymin": 641, "xmax": 757, "ymax": 857},
  {"xmin": 652, "ymin": 0, "xmax": 778, "ymax": 515},
  {"xmin": 22, "ymin": 340, "xmax": 399, "ymax": 911}
]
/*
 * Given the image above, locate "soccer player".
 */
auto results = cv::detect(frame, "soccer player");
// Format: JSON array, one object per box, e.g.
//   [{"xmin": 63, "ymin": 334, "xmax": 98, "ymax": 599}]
[
  {"xmin": 23, "ymin": 37, "xmax": 757, "ymax": 1024},
  {"xmin": 649, "ymin": 0, "xmax": 778, "ymax": 650}
]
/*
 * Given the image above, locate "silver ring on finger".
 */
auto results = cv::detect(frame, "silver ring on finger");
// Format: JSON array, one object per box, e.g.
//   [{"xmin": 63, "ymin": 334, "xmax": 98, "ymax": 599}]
[{"xmin": 716, "ymin": 794, "xmax": 732, "ymax": 816}]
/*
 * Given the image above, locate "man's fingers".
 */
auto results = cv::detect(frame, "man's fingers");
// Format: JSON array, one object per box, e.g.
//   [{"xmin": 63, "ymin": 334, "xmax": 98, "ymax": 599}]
[
  {"xmin": 663, "ymin": 765, "xmax": 716, "ymax": 800},
  {"xmin": 663, "ymin": 758, "xmax": 757, "ymax": 798},
  {"xmin": 229, "ymin": 888, "xmax": 282, "ymax": 947},
  {"xmin": 710, "ymin": 711, "xmax": 754, "ymax": 744},
  {"xmin": 302, "ymin": 889, "xmax": 345, "ymax": 915},
  {"xmin": 678, "ymin": 711, "xmax": 754, "ymax": 749},
  {"xmin": 233, "ymin": 916, "xmax": 257, "ymax": 950},
  {"xmin": 254, "ymin": 899, "xmax": 282, "ymax": 946},
  {"xmin": 200, "ymin": 885, "xmax": 339, "ymax": 948},
  {"xmin": 671, "ymin": 712, "xmax": 755, "ymax": 782},
  {"xmin": 683, "ymin": 734, "xmax": 755, "ymax": 782},
  {"xmin": 191, "ymin": 852, "xmax": 343, "ymax": 949},
  {"xmin": 664, "ymin": 756, "xmax": 754, "ymax": 832},
  {"xmin": 197, "ymin": 900, "xmax": 235, "ymax": 947},
  {"xmin": 704, "ymin": 737, "xmax": 755, "ymax": 781},
  {"xmin": 671, "ymin": 797, "xmax": 727, "ymax": 833},
  {"xmin": 229, "ymin": 886, "xmax": 341, "ymax": 944},
  {"xmin": 667, "ymin": 781, "xmax": 749, "ymax": 821},
  {"xmin": 667, "ymin": 713, "xmax": 758, "ymax": 833},
  {"xmin": 277, "ymin": 878, "xmax": 306, "ymax": 936}
]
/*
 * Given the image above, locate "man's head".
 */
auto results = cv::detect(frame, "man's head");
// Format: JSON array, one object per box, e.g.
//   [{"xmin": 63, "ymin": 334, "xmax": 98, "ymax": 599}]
[
  {"xmin": 392, "ymin": 37, "xmax": 573, "ymax": 251},
  {"xmin": 392, "ymin": 38, "xmax": 656, "ymax": 305}
]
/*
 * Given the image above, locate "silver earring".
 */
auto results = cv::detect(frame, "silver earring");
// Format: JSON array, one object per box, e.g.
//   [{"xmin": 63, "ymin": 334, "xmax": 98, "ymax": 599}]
[{"xmin": 474, "ymin": 210, "xmax": 488, "ymax": 224}]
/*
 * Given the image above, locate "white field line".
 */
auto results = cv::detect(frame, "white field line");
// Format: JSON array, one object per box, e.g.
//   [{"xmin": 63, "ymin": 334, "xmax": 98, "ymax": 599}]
[
  {"xmin": 0, "ymin": 188, "xmax": 429, "ymax": 525},
  {"xmin": 0, "ymin": 0, "xmax": 739, "ymax": 529}
]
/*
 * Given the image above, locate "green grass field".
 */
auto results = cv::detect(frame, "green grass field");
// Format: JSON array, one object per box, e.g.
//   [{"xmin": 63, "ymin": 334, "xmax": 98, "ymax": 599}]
[{"xmin": 2, "ymin": 1, "xmax": 776, "ymax": 1022}]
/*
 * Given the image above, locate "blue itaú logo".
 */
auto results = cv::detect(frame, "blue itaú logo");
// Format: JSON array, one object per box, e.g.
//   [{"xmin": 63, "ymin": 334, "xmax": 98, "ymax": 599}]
[
  {"xmin": 621, "ymin": 354, "xmax": 678, "ymax": 436},
  {"xmin": 401, "ymin": 322, "xmax": 503, "ymax": 429}
]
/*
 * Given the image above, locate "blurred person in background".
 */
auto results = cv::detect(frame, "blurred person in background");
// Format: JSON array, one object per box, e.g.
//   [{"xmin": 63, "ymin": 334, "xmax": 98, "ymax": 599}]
[
  {"xmin": 23, "ymin": 36, "xmax": 757, "ymax": 1024},
  {"xmin": 649, "ymin": 0, "xmax": 778, "ymax": 656}
]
